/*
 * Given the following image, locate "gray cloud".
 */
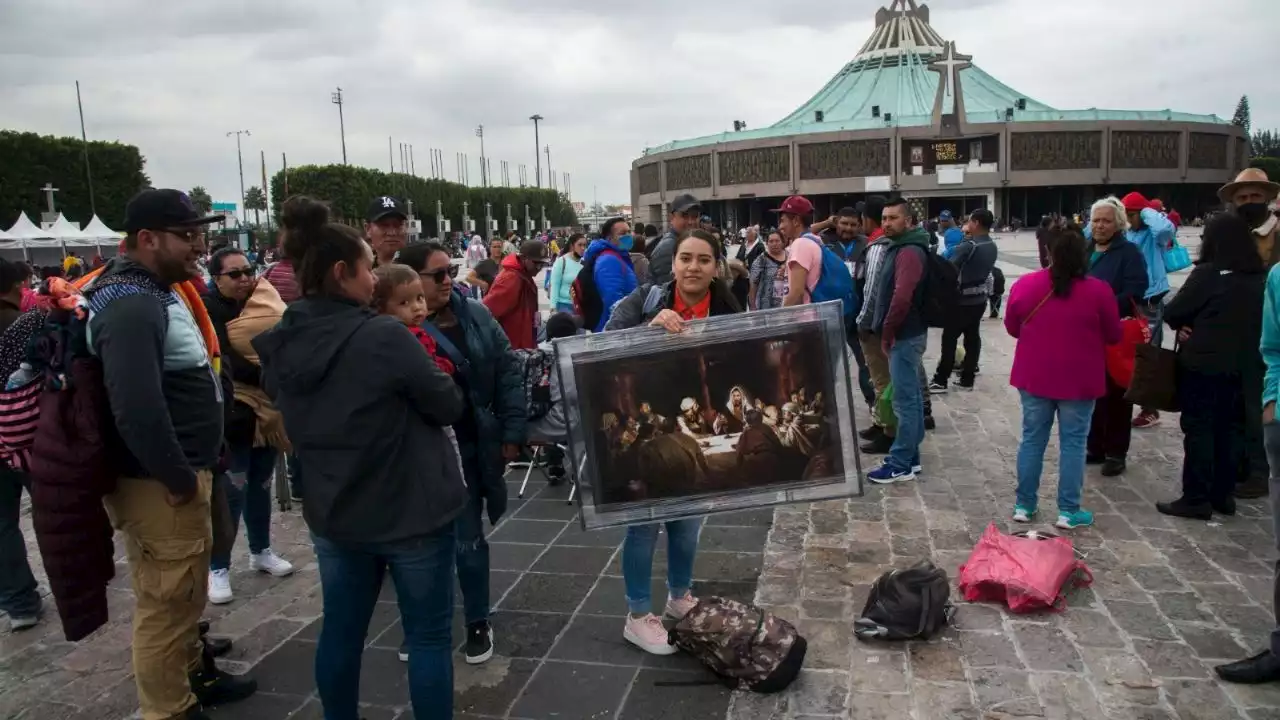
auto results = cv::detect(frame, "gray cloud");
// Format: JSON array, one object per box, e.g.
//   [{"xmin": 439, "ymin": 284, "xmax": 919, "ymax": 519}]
[{"xmin": 0, "ymin": 0, "xmax": 1274, "ymax": 219}]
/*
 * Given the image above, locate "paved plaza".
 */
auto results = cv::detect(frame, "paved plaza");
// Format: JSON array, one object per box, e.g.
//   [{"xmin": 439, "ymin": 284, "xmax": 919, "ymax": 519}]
[{"xmin": 7, "ymin": 230, "xmax": 1280, "ymax": 719}]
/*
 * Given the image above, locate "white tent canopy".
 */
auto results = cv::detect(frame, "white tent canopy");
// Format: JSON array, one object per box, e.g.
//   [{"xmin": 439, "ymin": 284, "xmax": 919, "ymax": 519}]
[
  {"xmin": 47, "ymin": 213, "xmax": 97, "ymax": 247},
  {"xmin": 81, "ymin": 215, "xmax": 123, "ymax": 242},
  {"xmin": 0, "ymin": 226, "xmax": 13, "ymax": 241},
  {"xmin": 5, "ymin": 213, "xmax": 57, "ymax": 247}
]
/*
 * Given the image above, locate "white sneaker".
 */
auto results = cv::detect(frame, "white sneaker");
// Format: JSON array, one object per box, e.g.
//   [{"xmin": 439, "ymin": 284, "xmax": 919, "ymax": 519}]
[
  {"xmin": 208, "ymin": 569, "xmax": 233, "ymax": 605},
  {"xmin": 250, "ymin": 549, "xmax": 295, "ymax": 577},
  {"xmin": 623, "ymin": 614, "xmax": 677, "ymax": 655}
]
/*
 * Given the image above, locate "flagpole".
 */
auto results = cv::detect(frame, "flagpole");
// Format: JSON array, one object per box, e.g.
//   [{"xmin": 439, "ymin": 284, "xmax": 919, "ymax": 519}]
[
  {"xmin": 75, "ymin": 81, "xmax": 96, "ymax": 215},
  {"xmin": 260, "ymin": 150, "xmax": 271, "ymax": 234}
]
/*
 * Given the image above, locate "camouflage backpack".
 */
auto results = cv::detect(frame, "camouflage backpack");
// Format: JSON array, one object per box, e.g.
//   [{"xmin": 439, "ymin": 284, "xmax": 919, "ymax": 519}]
[{"xmin": 666, "ymin": 597, "xmax": 807, "ymax": 693}]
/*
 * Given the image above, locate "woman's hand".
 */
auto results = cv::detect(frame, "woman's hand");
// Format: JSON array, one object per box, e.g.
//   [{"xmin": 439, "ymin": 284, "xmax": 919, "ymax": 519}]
[
  {"xmin": 1177, "ymin": 327, "xmax": 1192, "ymax": 343},
  {"xmin": 649, "ymin": 309, "xmax": 685, "ymax": 334}
]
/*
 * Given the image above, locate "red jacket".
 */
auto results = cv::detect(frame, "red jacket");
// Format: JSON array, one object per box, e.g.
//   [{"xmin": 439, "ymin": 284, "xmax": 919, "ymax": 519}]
[{"xmin": 483, "ymin": 255, "xmax": 538, "ymax": 350}]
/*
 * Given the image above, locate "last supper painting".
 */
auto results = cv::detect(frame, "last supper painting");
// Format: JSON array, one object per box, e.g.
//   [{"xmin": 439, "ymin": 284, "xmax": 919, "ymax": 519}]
[{"xmin": 571, "ymin": 321, "xmax": 846, "ymax": 512}]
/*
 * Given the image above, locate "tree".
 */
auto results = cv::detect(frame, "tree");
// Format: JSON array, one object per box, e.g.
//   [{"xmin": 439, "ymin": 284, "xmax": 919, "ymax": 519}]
[
  {"xmin": 1232, "ymin": 95, "xmax": 1252, "ymax": 135},
  {"xmin": 1252, "ymin": 129, "xmax": 1280, "ymax": 159},
  {"xmin": 243, "ymin": 186, "xmax": 267, "ymax": 226},
  {"xmin": 0, "ymin": 130, "xmax": 149, "ymax": 229},
  {"xmin": 188, "ymin": 186, "xmax": 213, "ymax": 215},
  {"xmin": 1252, "ymin": 157, "xmax": 1280, "ymax": 183}
]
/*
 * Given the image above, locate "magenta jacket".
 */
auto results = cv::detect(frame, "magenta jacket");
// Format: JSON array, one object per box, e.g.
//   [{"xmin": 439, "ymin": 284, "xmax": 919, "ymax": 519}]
[{"xmin": 1004, "ymin": 269, "xmax": 1121, "ymax": 401}]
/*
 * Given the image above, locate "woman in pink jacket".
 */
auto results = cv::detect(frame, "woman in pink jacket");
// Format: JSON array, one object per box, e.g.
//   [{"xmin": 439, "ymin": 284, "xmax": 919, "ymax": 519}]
[{"xmin": 1004, "ymin": 229, "xmax": 1121, "ymax": 529}]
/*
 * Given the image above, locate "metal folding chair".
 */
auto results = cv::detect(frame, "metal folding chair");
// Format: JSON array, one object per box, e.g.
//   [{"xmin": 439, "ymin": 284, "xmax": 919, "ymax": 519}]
[{"xmin": 516, "ymin": 441, "xmax": 576, "ymax": 505}]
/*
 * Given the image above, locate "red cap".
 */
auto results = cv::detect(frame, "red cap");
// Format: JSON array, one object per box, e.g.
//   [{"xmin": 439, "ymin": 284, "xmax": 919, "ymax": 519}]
[
  {"xmin": 771, "ymin": 195, "xmax": 814, "ymax": 217},
  {"xmin": 1148, "ymin": 198, "xmax": 1165, "ymax": 212},
  {"xmin": 1121, "ymin": 192, "xmax": 1148, "ymax": 212}
]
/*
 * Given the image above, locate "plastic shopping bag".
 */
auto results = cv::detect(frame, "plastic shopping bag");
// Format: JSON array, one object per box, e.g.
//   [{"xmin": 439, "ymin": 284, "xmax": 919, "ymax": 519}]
[
  {"xmin": 957, "ymin": 524, "xmax": 1092, "ymax": 613},
  {"xmin": 876, "ymin": 382, "xmax": 896, "ymax": 429}
]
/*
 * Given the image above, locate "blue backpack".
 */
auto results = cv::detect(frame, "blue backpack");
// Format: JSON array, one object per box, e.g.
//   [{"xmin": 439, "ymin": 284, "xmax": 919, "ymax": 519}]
[{"xmin": 800, "ymin": 234, "xmax": 859, "ymax": 320}]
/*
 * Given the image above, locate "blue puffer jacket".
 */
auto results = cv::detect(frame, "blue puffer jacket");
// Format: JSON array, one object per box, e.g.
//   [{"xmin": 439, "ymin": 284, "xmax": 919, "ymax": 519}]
[
  {"xmin": 583, "ymin": 238, "xmax": 637, "ymax": 331},
  {"xmin": 429, "ymin": 289, "xmax": 526, "ymax": 524}
]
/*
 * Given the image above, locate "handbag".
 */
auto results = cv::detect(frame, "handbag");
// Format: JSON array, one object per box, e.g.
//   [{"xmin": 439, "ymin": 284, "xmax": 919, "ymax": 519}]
[
  {"xmin": 1104, "ymin": 300, "xmax": 1152, "ymax": 390},
  {"xmin": 1124, "ymin": 341, "xmax": 1179, "ymax": 411},
  {"xmin": 1163, "ymin": 241, "xmax": 1192, "ymax": 274}
]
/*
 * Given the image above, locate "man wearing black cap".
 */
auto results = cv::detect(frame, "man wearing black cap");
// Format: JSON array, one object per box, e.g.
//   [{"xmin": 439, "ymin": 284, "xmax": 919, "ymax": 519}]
[
  {"xmin": 366, "ymin": 195, "xmax": 408, "ymax": 267},
  {"xmin": 93, "ymin": 189, "xmax": 257, "ymax": 718},
  {"xmin": 649, "ymin": 194, "xmax": 702, "ymax": 286}
]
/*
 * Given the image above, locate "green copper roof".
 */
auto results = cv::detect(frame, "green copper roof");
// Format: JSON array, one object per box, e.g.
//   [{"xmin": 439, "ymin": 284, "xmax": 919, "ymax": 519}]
[{"xmin": 642, "ymin": 0, "xmax": 1227, "ymax": 156}]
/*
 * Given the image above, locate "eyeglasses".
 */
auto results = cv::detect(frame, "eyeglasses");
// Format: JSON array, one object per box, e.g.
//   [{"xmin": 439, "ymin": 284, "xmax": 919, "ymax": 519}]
[
  {"xmin": 420, "ymin": 265, "xmax": 459, "ymax": 283},
  {"xmin": 217, "ymin": 268, "xmax": 256, "ymax": 280},
  {"xmin": 158, "ymin": 227, "xmax": 206, "ymax": 243}
]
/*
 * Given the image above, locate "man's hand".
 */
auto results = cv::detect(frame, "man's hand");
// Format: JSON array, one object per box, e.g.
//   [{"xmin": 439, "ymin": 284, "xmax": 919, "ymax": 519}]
[
  {"xmin": 1265, "ymin": 402, "xmax": 1276, "ymax": 426},
  {"xmin": 166, "ymin": 488, "xmax": 196, "ymax": 507},
  {"xmin": 1176, "ymin": 326, "xmax": 1192, "ymax": 343},
  {"xmin": 502, "ymin": 444, "xmax": 522, "ymax": 462},
  {"xmin": 881, "ymin": 336, "xmax": 894, "ymax": 357}
]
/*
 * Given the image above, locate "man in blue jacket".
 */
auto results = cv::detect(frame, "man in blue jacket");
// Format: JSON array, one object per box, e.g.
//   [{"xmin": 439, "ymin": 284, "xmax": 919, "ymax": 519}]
[{"xmin": 1119, "ymin": 191, "xmax": 1175, "ymax": 429}]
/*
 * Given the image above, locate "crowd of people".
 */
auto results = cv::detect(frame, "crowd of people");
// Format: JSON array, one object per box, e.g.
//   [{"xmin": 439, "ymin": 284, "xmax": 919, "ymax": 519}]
[{"xmin": 1, "ymin": 165, "xmax": 1280, "ymax": 719}]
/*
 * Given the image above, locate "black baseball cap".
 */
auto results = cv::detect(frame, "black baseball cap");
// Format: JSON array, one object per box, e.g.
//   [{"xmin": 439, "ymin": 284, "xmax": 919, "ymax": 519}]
[
  {"xmin": 123, "ymin": 189, "xmax": 222, "ymax": 234},
  {"xmin": 366, "ymin": 195, "xmax": 408, "ymax": 223},
  {"xmin": 669, "ymin": 194, "xmax": 702, "ymax": 215}
]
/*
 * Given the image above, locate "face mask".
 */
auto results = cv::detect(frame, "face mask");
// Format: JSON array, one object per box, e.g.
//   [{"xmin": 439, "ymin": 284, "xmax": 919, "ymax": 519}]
[
  {"xmin": 1238, "ymin": 203, "xmax": 1273, "ymax": 232},
  {"xmin": 616, "ymin": 234, "xmax": 635, "ymax": 252}
]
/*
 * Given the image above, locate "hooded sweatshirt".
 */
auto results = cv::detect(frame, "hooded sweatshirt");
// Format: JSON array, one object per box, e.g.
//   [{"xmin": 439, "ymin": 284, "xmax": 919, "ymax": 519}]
[
  {"xmin": 871, "ymin": 226, "xmax": 932, "ymax": 343},
  {"xmin": 548, "ymin": 251, "xmax": 583, "ymax": 307},
  {"xmin": 583, "ymin": 238, "xmax": 637, "ymax": 331},
  {"xmin": 483, "ymin": 254, "xmax": 539, "ymax": 350},
  {"xmin": 253, "ymin": 296, "xmax": 466, "ymax": 544}
]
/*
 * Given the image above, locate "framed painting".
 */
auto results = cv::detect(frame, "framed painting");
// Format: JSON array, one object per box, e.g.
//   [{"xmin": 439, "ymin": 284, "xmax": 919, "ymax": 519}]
[{"xmin": 552, "ymin": 301, "xmax": 864, "ymax": 530}]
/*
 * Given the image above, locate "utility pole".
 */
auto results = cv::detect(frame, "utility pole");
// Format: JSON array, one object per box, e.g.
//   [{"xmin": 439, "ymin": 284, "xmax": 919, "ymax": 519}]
[
  {"xmin": 226, "ymin": 129, "xmax": 250, "ymax": 223},
  {"xmin": 545, "ymin": 145, "xmax": 553, "ymax": 192},
  {"xmin": 388, "ymin": 136, "xmax": 394, "ymax": 173},
  {"xmin": 75, "ymin": 81, "xmax": 96, "ymax": 215},
  {"xmin": 331, "ymin": 87, "xmax": 347, "ymax": 164},
  {"xmin": 529, "ymin": 114, "xmax": 543, "ymax": 188},
  {"xmin": 476, "ymin": 125, "xmax": 487, "ymax": 187}
]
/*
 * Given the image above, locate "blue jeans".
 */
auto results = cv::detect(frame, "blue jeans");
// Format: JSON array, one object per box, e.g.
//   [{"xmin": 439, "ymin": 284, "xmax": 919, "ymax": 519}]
[
  {"xmin": 313, "ymin": 529, "xmax": 456, "ymax": 720},
  {"xmin": 623, "ymin": 519, "xmax": 702, "ymax": 615},
  {"xmin": 211, "ymin": 445, "xmax": 277, "ymax": 571},
  {"xmin": 846, "ymin": 322, "xmax": 875, "ymax": 408},
  {"xmin": 0, "ymin": 466, "xmax": 38, "ymax": 617},
  {"xmin": 888, "ymin": 333, "xmax": 927, "ymax": 470},
  {"xmin": 1015, "ymin": 391, "xmax": 1095, "ymax": 514},
  {"xmin": 456, "ymin": 454, "xmax": 490, "ymax": 626}
]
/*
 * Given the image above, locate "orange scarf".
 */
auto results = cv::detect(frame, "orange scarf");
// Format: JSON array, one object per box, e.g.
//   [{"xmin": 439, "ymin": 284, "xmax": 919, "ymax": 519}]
[{"xmin": 73, "ymin": 263, "xmax": 222, "ymax": 375}]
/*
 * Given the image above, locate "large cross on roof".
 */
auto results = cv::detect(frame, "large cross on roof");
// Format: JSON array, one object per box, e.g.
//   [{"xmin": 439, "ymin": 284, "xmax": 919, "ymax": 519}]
[{"xmin": 928, "ymin": 41, "xmax": 973, "ymax": 116}]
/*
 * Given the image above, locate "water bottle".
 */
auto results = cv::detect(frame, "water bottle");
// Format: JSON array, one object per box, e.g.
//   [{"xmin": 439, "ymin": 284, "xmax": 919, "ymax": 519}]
[{"xmin": 6, "ymin": 362, "xmax": 36, "ymax": 390}]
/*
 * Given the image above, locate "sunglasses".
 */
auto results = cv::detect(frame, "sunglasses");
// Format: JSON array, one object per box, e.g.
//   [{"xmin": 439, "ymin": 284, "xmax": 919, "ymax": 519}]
[
  {"xmin": 218, "ymin": 268, "xmax": 256, "ymax": 280},
  {"xmin": 157, "ymin": 227, "xmax": 206, "ymax": 243},
  {"xmin": 420, "ymin": 265, "xmax": 459, "ymax": 283}
]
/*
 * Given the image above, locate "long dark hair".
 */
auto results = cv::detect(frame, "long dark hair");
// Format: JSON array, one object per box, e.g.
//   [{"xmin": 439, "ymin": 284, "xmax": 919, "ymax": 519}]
[
  {"xmin": 397, "ymin": 241, "xmax": 449, "ymax": 273},
  {"xmin": 280, "ymin": 196, "xmax": 368, "ymax": 297},
  {"xmin": 1048, "ymin": 228, "xmax": 1088, "ymax": 297},
  {"xmin": 675, "ymin": 230, "xmax": 741, "ymax": 314}
]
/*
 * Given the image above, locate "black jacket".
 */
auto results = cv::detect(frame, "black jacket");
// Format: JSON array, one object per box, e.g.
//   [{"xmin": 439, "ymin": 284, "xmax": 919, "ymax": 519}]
[
  {"xmin": 254, "ymin": 296, "xmax": 466, "ymax": 544},
  {"xmin": 202, "ymin": 287, "xmax": 257, "ymax": 446},
  {"xmin": 1164, "ymin": 262, "xmax": 1266, "ymax": 377},
  {"xmin": 1086, "ymin": 238, "xmax": 1149, "ymax": 319}
]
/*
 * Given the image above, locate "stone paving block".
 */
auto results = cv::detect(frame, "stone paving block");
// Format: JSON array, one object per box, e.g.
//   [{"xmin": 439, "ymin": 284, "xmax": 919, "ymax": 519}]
[
  {"xmin": 1061, "ymin": 608, "xmax": 1126, "ymax": 647},
  {"xmin": 452, "ymin": 656, "xmax": 538, "ymax": 717},
  {"xmin": 619, "ymin": 669, "xmax": 734, "ymax": 720},
  {"xmin": 1130, "ymin": 565, "xmax": 1190, "ymax": 593},
  {"xmin": 1153, "ymin": 591, "xmax": 1217, "ymax": 623},
  {"xmin": 488, "ymin": 610, "xmax": 571, "ymax": 659},
  {"xmin": 797, "ymin": 619, "xmax": 853, "ymax": 670},
  {"xmin": 1030, "ymin": 672, "xmax": 1107, "ymax": 720},
  {"xmin": 849, "ymin": 645, "xmax": 909, "ymax": 693},
  {"xmin": 950, "ymin": 603, "xmax": 1004, "ymax": 631},
  {"xmin": 498, "ymin": 572, "xmax": 596, "ymax": 613},
  {"xmin": 781, "ymin": 670, "xmax": 849, "ymax": 715},
  {"xmin": 203, "ymin": 691, "xmax": 309, "ymax": 719},
  {"xmin": 530, "ymin": 545, "xmax": 616, "ymax": 576},
  {"xmin": 509, "ymin": 661, "xmax": 636, "ymax": 720},
  {"xmin": 1012, "ymin": 622, "xmax": 1084, "ymax": 671},
  {"xmin": 958, "ymin": 630, "xmax": 1023, "ymax": 669},
  {"xmin": 1218, "ymin": 673, "xmax": 1280, "ymax": 713},
  {"xmin": 487, "ymin": 541, "xmax": 545, "ymax": 572},
  {"xmin": 908, "ymin": 636, "xmax": 966, "ymax": 682},
  {"xmin": 1105, "ymin": 600, "xmax": 1178, "ymax": 640},
  {"xmin": 1163, "ymin": 678, "xmax": 1247, "ymax": 720},
  {"xmin": 910, "ymin": 680, "xmax": 979, "ymax": 720},
  {"xmin": 844, "ymin": 692, "xmax": 916, "ymax": 720},
  {"xmin": 1193, "ymin": 583, "xmax": 1257, "ymax": 607},
  {"xmin": 548, "ymin": 614, "xmax": 648, "ymax": 666},
  {"xmin": 968, "ymin": 666, "xmax": 1041, "ymax": 717},
  {"xmin": 1176, "ymin": 624, "xmax": 1250, "ymax": 660},
  {"xmin": 1132, "ymin": 639, "xmax": 1211, "ymax": 679}
]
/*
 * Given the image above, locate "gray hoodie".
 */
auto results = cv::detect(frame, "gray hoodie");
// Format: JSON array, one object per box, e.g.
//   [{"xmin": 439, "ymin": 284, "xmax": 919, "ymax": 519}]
[{"xmin": 527, "ymin": 340, "xmax": 566, "ymax": 441}]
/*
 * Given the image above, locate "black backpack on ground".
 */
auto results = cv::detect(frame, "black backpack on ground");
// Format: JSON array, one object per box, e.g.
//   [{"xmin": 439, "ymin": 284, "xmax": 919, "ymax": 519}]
[{"xmin": 854, "ymin": 561, "xmax": 953, "ymax": 641}]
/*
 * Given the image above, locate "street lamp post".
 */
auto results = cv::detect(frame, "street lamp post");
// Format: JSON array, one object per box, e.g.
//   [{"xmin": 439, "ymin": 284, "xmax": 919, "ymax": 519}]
[
  {"xmin": 545, "ymin": 145, "xmax": 553, "ymax": 192},
  {"xmin": 226, "ymin": 129, "xmax": 250, "ymax": 223},
  {"xmin": 476, "ymin": 125, "xmax": 487, "ymax": 187},
  {"xmin": 331, "ymin": 87, "xmax": 347, "ymax": 165},
  {"xmin": 529, "ymin": 114, "xmax": 543, "ymax": 188}
]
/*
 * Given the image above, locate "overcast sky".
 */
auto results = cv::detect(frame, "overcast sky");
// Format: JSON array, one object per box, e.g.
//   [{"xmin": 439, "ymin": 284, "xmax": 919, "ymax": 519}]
[{"xmin": 0, "ymin": 0, "xmax": 1274, "ymax": 215}]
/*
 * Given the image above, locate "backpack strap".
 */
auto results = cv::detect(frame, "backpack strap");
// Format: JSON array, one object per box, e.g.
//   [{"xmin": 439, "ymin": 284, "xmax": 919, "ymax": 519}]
[
  {"xmin": 641, "ymin": 285, "xmax": 666, "ymax": 317},
  {"xmin": 420, "ymin": 322, "xmax": 470, "ymax": 377}
]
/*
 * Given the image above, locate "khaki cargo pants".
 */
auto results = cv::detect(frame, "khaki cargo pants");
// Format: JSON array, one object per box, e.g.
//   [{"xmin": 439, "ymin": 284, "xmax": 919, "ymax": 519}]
[
  {"xmin": 104, "ymin": 471, "xmax": 213, "ymax": 720},
  {"xmin": 859, "ymin": 331, "xmax": 893, "ymax": 436}
]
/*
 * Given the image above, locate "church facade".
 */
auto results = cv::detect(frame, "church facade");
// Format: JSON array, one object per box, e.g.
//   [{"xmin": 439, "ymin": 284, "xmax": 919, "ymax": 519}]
[{"xmin": 630, "ymin": 0, "xmax": 1246, "ymax": 227}]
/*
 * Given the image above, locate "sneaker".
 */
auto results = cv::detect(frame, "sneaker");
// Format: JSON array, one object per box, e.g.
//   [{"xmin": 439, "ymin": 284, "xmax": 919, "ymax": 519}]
[
  {"xmin": 1132, "ymin": 411, "xmax": 1161, "ymax": 429},
  {"xmin": 208, "ymin": 569, "xmax": 233, "ymax": 605},
  {"xmin": 465, "ymin": 621, "xmax": 494, "ymax": 665},
  {"xmin": 928, "ymin": 382, "xmax": 948, "ymax": 394},
  {"xmin": 249, "ymin": 550, "xmax": 295, "ymax": 578},
  {"xmin": 860, "ymin": 434, "xmax": 893, "ymax": 454},
  {"xmin": 623, "ymin": 614, "xmax": 677, "ymax": 656},
  {"xmin": 867, "ymin": 463, "xmax": 915, "ymax": 485},
  {"xmin": 1055, "ymin": 510, "xmax": 1094, "ymax": 529},
  {"xmin": 398, "ymin": 646, "xmax": 408, "ymax": 663},
  {"xmin": 8, "ymin": 597, "xmax": 42, "ymax": 631},
  {"xmin": 912, "ymin": 464, "xmax": 923, "ymax": 475},
  {"xmin": 956, "ymin": 383, "xmax": 975, "ymax": 392},
  {"xmin": 190, "ymin": 665, "xmax": 257, "ymax": 708},
  {"xmin": 1012, "ymin": 506, "xmax": 1036, "ymax": 523},
  {"xmin": 665, "ymin": 592, "xmax": 699, "ymax": 620}
]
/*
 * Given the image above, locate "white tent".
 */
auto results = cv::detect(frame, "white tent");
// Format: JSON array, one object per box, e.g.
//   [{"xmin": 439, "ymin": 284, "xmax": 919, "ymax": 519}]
[
  {"xmin": 0, "ymin": 226, "xmax": 13, "ymax": 241},
  {"xmin": 7, "ymin": 213, "xmax": 58, "ymax": 248},
  {"xmin": 82, "ymin": 215, "xmax": 124, "ymax": 257},
  {"xmin": 48, "ymin": 213, "xmax": 94, "ymax": 247}
]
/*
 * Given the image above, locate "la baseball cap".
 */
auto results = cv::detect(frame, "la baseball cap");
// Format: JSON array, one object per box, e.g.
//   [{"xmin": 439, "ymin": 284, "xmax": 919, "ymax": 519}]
[
  {"xmin": 770, "ymin": 195, "xmax": 814, "ymax": 218},
  {"xmin": 367, "ymin": 195, "xmax": 408, "ymax": 223},
  {"xmin": 123, "ymin": 189, "xmax": 223, "ymax": 234}
]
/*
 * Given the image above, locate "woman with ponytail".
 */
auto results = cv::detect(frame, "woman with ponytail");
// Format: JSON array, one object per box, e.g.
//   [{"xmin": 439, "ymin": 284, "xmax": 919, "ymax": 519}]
[{"xmin": 253, "ymin": 196, "xmax": 464, "ymax": 719}]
